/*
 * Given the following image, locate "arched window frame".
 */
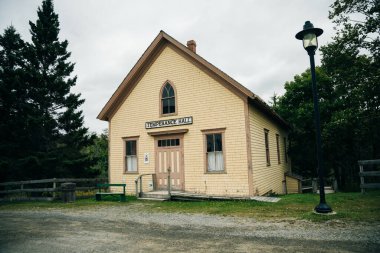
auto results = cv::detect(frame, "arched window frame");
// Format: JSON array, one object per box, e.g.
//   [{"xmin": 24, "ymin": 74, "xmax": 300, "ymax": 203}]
[{"xmin": 159, "ymin": 80, "xmax": 178, "ymax": 117}]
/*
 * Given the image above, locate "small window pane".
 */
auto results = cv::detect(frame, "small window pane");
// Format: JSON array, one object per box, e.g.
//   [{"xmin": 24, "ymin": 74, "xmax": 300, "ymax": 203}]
[
  {"xmin": 163, "ymin": 84, "xmax": 171, "ymax": 98},
  {"xmin": 126, "ymin": 142, "xmax": 130, "ymax": 155},
  {"xmin": 162, "ymin": 99, "xmax": 169, "ymax": 114},
  {"xmin": 131, "ymin": 141, "xmax": 136, "ymax": 155},
  {"xmin": 171, "ymin": 139, "xmax": 176, "ymax": 146},
  {"xmin": 126, "ymin": 140, "xmax": 136, "ymax": 155},
  {"xmin": 214, "ymin": 134, "xmax": 222, "ymax": 151},
  {"xmin": 175, "ymin": 139, "xmax": 180, "ymax": 146},
  {"xmin": 131, "ymin": 156, "xmax": 137, "ymax": 171},
  {"xmin": 215, "ymin": 151, "xmax": 224, "ymax": 171},
  {"xmin": 207, "ymin": 152, "xmax": 216, "ymax": 171},
  {"xmin": 206, "ymin": 134, "xmax": 214, "ymax": 152},
  {"xmin": 158, "ymin": 140, "xmax": 162, "ymax": 147},
  {"xmin": 126, "ymin": 155, "xmax": 137, "ymax": 172},
  {"xmin": 168, "ymin": 98, "xmax": 175, "ymax": 113},
  {"xmin": 168, "ymin": 85, "xmax": 174, "ymax": 97}
]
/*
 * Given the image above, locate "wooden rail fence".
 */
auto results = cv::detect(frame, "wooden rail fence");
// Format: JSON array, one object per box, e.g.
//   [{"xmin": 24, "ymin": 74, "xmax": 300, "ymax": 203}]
[
  {"xmin": 0, "ymin": 178, "xmax": 108, "ymax": 201},
  {"xmin": 359, "ymin": 159, "xmax": 380, "ymax": 194}
]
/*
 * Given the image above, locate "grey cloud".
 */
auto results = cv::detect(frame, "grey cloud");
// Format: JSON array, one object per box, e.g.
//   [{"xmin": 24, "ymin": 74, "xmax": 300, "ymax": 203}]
[{"xmin": 0, "ymin": 0, "xmax": 335, "ymax": 133}]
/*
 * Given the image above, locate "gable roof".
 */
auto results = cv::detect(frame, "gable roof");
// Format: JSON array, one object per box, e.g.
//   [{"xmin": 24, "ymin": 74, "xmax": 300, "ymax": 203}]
[{"xmin": 97, "ymin": 31, "xmax": 289, "ymax": 129}]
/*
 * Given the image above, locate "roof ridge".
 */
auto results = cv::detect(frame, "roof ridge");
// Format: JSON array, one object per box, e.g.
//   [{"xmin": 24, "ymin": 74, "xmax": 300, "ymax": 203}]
[
  {"xmin": 97, "ymin": 30, "xmax": 289, "ymax": 129},
  {"xmin": 160, "ymin": 31, "xmax": 289, "ymax": 129}
]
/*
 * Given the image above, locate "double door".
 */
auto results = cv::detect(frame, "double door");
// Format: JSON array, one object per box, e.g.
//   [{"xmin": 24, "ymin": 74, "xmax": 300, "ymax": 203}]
[{"xmin": 155, "ymin": 136, "xmax": 184, "ymax": 190}]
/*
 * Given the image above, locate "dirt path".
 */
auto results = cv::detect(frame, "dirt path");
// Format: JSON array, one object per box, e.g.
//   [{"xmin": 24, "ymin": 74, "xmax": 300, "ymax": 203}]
[{"xmin": 0, "ymin": 204, "xmax": 379, "ymax": 252}]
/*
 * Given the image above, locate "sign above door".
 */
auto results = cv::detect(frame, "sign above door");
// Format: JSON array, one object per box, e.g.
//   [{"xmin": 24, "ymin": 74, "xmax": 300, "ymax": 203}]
[{"xmin": 145, "ymin": 116, "xmax": 193, "ymax": 129}]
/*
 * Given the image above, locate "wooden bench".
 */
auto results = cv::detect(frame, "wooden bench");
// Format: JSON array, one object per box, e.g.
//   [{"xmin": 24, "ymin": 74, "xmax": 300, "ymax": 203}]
[{"xmin": 96, "ymin": 183, "xmax": 126, "ymax": 202}]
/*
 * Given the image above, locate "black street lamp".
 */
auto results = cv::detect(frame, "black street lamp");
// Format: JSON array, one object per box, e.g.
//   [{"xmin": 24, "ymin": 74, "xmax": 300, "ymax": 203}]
[{"xmin": 295, "ymin": 21, "xmax": 333, "ymax": 214}]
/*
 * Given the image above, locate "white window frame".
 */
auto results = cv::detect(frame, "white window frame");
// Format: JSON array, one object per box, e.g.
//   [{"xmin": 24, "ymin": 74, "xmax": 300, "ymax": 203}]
[
  {"xmin": 124, "ymin": 137, "xmax": 139, "ymax": 173},
  {"xmin": 202, "ymin": 128, "xmax": 226, "ymax": 173}
]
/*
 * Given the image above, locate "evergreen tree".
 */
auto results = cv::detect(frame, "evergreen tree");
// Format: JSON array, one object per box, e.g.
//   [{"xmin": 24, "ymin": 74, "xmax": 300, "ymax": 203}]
[
  {"xmin": 24, "ymin": 0, "xmax": 92, "ymax": 178},
  {"xmin": 0, "ymin": 0, "xmax": 97, "ymax": 182},
  {"xmin": 0, "ymin": 26, "xmax": 29, "ymax": 181}
]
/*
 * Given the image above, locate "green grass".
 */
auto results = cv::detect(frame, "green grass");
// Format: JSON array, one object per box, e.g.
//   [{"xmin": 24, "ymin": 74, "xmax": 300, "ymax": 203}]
[
  {"xmin": 138, "ymin": 191, "xmax": 380, "ymax": 222},
  {"xmin": 1, "ymin": 192, "xmax": 379, "ymax": 222},
  {"xmin": 0, "ymin": 195, "xmax": 137, "ymax": 210}
]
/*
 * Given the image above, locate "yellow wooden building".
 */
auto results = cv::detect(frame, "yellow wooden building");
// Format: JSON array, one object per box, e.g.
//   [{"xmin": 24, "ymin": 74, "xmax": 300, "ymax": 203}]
[{"xmin": 98, "ymin": 31, "xmax": 292, "ymax": 197}]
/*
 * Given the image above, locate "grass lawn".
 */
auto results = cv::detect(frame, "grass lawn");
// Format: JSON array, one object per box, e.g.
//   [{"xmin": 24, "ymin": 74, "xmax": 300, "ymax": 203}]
[
  {"xmin": 142, "ymin": 191, "xmax": 380, "ymax": 222},
  {"xmin": 1, "ymin": 191, "xmax": 379, "ymax": 222}
]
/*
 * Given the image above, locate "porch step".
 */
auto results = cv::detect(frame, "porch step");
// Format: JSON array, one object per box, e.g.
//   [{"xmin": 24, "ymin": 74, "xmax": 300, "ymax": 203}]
[
  {"xmin": 139, "ymin": 191, "xmax": 170, "ymax": 200},
  {"xmin": 138, "ymin": 197, "xmax": 168, "ymax": 201},
  {"xmin": 137, "ymin": 191, "xmax": 251, "ymax": 201},
  {"xmin": 250, "ymin": 196, "xmax": 281, "ymax": 203}
]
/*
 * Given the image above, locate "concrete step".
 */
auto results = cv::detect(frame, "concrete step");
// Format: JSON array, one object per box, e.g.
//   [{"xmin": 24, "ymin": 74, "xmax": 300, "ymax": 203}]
[
  {"xmin": 138, "ymin": 197, "xmax": 168, "ymax": 201},
  {"xmin": 140, "ymin": 192, "xmax": 170, "ymax": 199}
]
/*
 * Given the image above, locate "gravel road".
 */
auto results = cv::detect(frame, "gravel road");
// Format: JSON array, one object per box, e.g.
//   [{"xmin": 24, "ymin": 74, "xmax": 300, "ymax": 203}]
[{"xmin": 0, "ymin": 204, "xmax": 379, "ymax": 253}]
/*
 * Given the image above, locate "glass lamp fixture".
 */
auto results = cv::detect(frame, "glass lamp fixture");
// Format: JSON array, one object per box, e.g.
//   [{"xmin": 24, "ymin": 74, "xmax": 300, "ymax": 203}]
[
  {"xmin": 296, "ymin": 21, "xmax": 323, "ymax": 53},
  {"xmin": 303, "ymin": 33, "xmax": 318, "ymax": 49}
]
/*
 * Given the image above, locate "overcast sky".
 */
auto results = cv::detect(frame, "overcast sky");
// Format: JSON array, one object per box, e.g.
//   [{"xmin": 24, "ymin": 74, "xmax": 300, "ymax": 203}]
[{"xmin": 0, "ymin": 0, "xmax": 335, "ymax": 134}]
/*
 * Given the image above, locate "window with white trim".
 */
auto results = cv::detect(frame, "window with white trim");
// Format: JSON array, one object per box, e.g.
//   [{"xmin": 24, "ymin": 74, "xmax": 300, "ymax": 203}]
[
  {"xmin": 125, "ymin": 140, "xmax": 137, "ymax": 172},
  {"xmin": 206, "ymin": 133, "xmax": 224, "ymax": 171}
]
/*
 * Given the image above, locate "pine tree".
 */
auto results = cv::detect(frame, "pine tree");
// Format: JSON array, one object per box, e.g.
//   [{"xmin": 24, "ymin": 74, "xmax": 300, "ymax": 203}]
[
  {"xmin": 25, "ymin": 0, "xmax": 92, "ymax": 178},
  {"xmin": 0, "ymin": 26, "xmax": 29, "ymax": 181}
]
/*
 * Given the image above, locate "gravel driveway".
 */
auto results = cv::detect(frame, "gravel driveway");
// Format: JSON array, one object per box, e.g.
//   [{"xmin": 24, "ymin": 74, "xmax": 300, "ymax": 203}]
[{"xmin": 0, "ymin": 203, "xmax": 379, "ymax": 253}]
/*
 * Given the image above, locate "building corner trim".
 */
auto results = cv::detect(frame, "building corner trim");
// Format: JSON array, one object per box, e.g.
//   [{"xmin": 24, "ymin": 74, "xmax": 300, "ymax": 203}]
[{"xmin": 244, "ymin": 100, "xmax": 254, "ymax": 196}]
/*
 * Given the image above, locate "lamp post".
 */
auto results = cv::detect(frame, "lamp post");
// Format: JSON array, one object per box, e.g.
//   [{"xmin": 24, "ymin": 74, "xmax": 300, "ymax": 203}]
[{"xmin": 295, "ymin": 21, "xmax": 332, "ymax": 214}]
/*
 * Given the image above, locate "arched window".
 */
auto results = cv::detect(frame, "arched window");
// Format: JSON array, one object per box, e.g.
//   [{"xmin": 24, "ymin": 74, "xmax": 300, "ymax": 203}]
[{"xmin": 161, "ymin": 82, "xmax": 176, "ymax": 115}]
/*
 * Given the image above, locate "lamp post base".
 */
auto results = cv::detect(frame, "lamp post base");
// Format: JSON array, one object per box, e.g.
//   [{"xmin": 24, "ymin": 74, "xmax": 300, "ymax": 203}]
[{"xmin": 314, "ymin": 202, "xmax": 333, "ymax": 214}]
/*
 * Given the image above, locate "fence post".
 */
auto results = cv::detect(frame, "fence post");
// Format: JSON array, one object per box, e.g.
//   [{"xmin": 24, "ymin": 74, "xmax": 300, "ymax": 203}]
[
  {"xmin": 298, "ymin": 180, "xmax": 302, "ymax": 193},
  {"xmin": 135, "ymin": 178, "xmax": 139, "ymax": 198},
  {"xmin": 312, "ymin": 179, "xmax": 318, "ymax": 193},
  {"xmin": 359, "ymin": 164, "xmax": 365, "ymax": 194},
  {"xmin": 61, "ymin": 182, "xmax": 76, "ymax": 203},
  {"xmin": 282, "ymin": 180, "xmax": 287, "ymax": 194},
  {"xmin": 333, "ymin": 179, "xmax": 338, "ymax": 192},
  {"xmin": 53, "ymin": 178, "xmax": 56, "ymax": 199}
]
